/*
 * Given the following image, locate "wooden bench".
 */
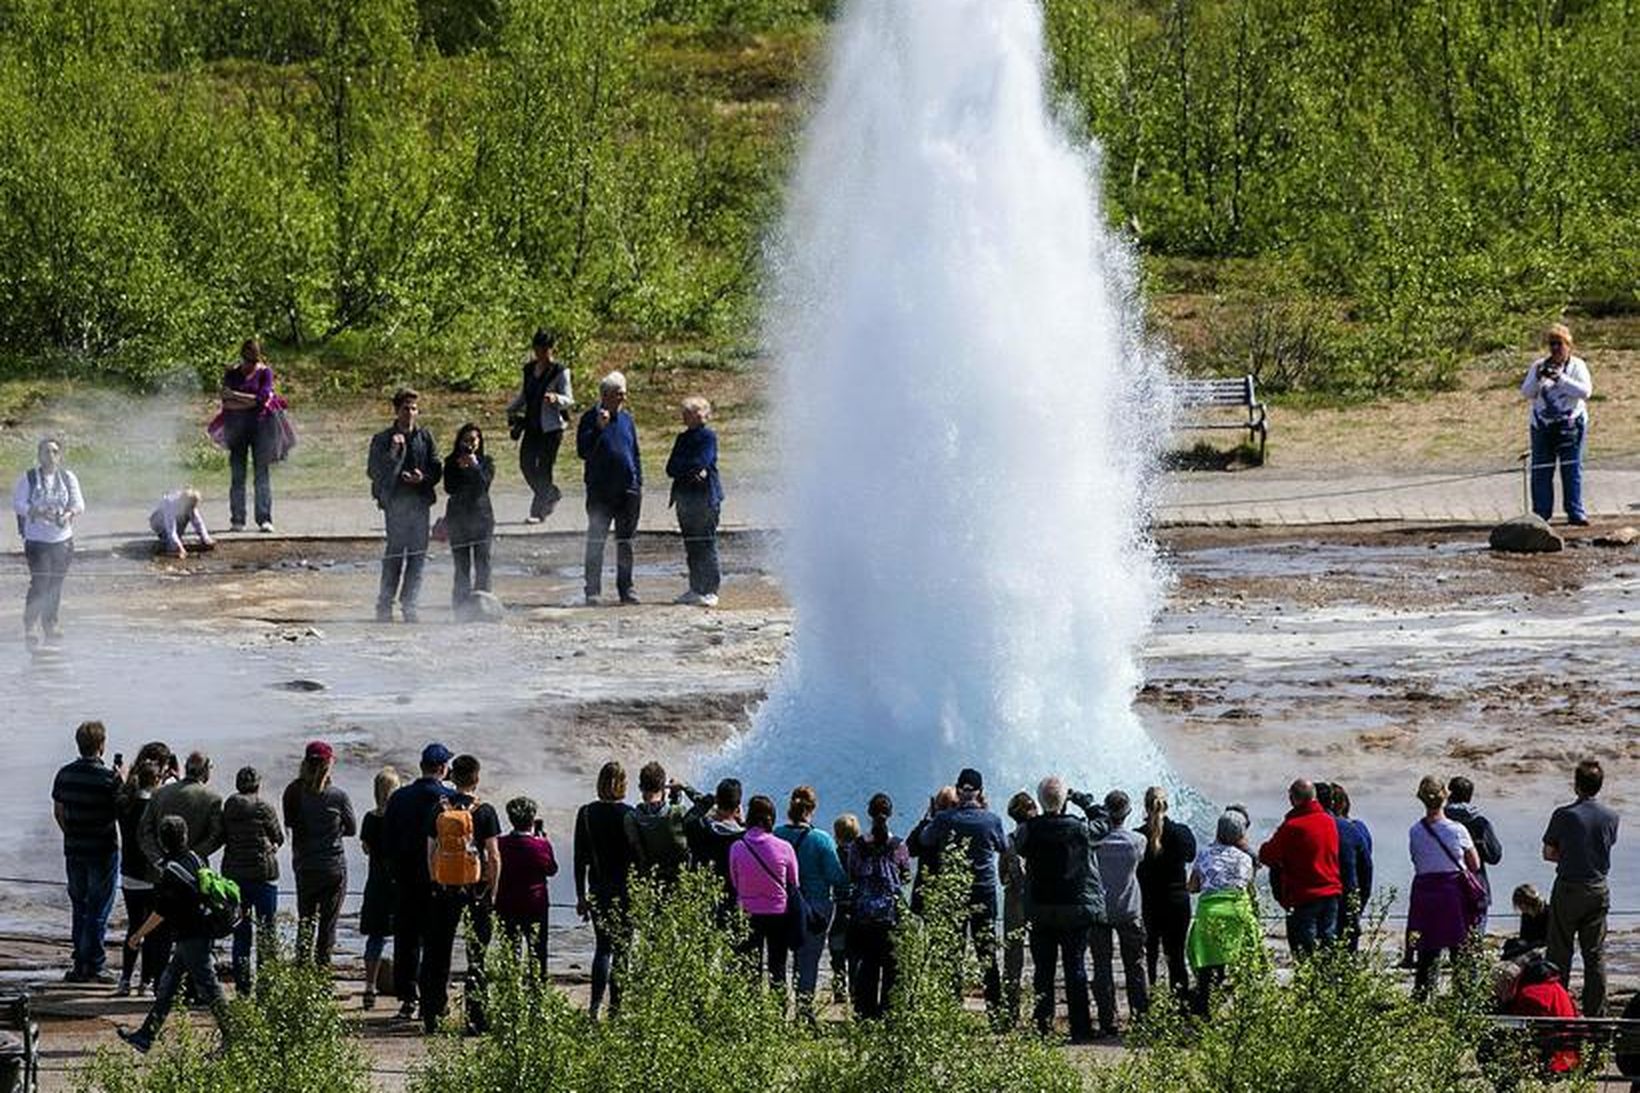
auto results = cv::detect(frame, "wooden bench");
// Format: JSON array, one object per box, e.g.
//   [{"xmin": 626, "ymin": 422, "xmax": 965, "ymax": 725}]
[
  {"xmin": 0, "ymin": 993, "xmax": 39, "ymax": 1093},
  {"xmin": 1176, "ymin": 375, "xmax": 1268, "ymax": 462}
]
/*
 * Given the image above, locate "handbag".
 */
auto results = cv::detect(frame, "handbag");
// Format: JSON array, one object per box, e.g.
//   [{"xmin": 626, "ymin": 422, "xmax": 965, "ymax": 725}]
[
  {"xmin": 1421, "ymin": 818, "xmax": 1486, "ymax": 926},
  {"xmin": 744, "ymin": 836, "xmax": 825, "ymax": 947},
  {"xmin": 268, "ymin": 395, "xmax": 298, "ymax": 462},
  {"xmin": 206, "ymin": 411, "xmax": 228, "ymax": 450}
]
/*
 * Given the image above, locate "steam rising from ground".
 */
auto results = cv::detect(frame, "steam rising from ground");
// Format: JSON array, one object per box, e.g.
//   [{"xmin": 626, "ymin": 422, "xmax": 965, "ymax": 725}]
[{"xmin": 720, "ymin": 0, "xmax": 1177, "ymax": 812}]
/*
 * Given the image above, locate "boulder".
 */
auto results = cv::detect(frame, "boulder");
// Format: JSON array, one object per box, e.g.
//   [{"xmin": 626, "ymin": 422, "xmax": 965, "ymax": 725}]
[
  {"xmin": 455, "ymin": 590, "xmax": 506, "ymax": 623},
  {"xmin": 1591, "ymin": 525, "xmax": 1638, "ymax": 548},
  {"xmin": 1488, "ymin": 514, "xmax": 1563, "ymax": 554}
]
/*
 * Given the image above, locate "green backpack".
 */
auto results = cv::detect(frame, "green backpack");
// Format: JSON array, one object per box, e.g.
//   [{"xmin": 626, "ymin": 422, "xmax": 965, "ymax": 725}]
[{"xmin": 197, "ymin": 866, "xmax": 242, "ymax": 939}]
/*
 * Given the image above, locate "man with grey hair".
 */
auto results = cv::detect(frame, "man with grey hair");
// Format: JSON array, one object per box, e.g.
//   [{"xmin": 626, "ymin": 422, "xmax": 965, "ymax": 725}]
[
  {"xmin": 577, "ymin": 371, "xmax": 642, "ymax": 605},
  {"xmin": 1014, "ymin": 775, "xmax": 1110, "ymax": 1042},
  {"xmin": 1088, "ymin": 790, "xmax": 1149, "ymax": 1036}
]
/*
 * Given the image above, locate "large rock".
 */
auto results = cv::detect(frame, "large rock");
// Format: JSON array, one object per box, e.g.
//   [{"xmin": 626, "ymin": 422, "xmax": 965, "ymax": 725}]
[
  {"xmin": 455, "ymin": 590, "xmax": 506, "ymax": 623},
  {"xmin": 1489, "ymin": 514, "xmax": 1563, "ymax": 554}
]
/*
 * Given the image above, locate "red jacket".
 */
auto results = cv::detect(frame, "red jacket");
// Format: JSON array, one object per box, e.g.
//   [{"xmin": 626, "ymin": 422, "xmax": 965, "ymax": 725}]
[
  {"xmin": 1508, "ymin": 979, "xmax": 1581, "ymax": 1073},
  {"xmin": 1257, "ymin": 799, "xmax": 1342, "ymax": 907}
]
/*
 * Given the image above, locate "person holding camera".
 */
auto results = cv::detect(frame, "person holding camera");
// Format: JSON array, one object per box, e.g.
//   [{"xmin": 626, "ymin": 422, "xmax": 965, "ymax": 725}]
[
  {"xmin": 626, "ymin": 761, "xmax": 710, "ymax": 884},
  {"xmin": 368, "ymin": 388, "xmax": 441, "ymax": 623},
  {"xmin": 496, "ymin": 796, "xmax": 558, "ymax": 980},
  {"xmin": 1521, "ymin": 323, "xmax": 1593, "ymax": 525},
  {"xmin": 13, "ymin": 436, "xmax": 84, "ymax": 648},
  {"xmin": 441, "ymin": 423, "xmax": 496, "ymax": 616},
  {"xmin": 916, "ymin": 768, "xmax": 1007, "ymax": 1019},
  {"xmin": 508, "ymin": 329, "xmax": 573, "ymax": 523}
]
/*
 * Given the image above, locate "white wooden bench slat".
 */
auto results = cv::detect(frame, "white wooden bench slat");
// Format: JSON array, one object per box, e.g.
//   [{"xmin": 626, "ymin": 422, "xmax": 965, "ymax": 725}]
[{"xmin": 1174, "ymin": 374, "xmax": 1268, "ymax": 461}]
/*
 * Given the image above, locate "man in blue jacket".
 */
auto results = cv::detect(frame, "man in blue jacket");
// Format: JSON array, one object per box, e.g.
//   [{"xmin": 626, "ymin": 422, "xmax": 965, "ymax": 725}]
[
  {"xmin": 577, "ymin": 371, "xmax": 642, "ymax": 605},
  {"xmin": 918, "ymin": 767, "xmax": 1008, "ymax": 1021}
]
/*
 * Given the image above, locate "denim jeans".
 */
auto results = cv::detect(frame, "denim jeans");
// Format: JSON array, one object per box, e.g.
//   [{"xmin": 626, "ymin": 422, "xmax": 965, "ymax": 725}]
[
  {"xmin": 675, "ymin": 495, "xmax": 721, "ymax": 596},
  {"xmin": 232, "ymin": 880, "xmax": 278, "ymax": 990},
  {"xmin": 1286, "ymin": 896, "xmax": 1340, "ymax": 958},
  {"xmin": 1030, "ymin": 923, "xmax": 1092, "ymax": 1039},
  {"xmin": 139, "ymin": 935, "xmax": 227, "ymax": 1040},
  {"xmin": 584, "ymin": 492, "xmax": 642, "ymax": 598},
  {"xmin": 1530, "ymin": 418, "xmax": 1586, "ymax": 521},
  {"xmin": 24, "ymin": 538, "xmax": 73, "ymax": 633},
  {"xmin": 793, "ymin": 902, "xmax": 832, "ymax": 1004},
  {"xmin": 378, "ymin": 496, "xmax": 431, "ymax": 617},
  {"xmin": 225, "ymin": 411, "xmax": 274, "ymax": 526},
  {"xmin": 65, "ymin": 852, "xmax": 119, "ymax": 974}
]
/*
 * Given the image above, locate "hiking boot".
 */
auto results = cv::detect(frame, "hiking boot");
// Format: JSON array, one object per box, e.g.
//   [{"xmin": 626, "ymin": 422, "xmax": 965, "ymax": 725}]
[{"xmin": 117, "ymin": 1027, "xmax": 154, "ymax": 1054}]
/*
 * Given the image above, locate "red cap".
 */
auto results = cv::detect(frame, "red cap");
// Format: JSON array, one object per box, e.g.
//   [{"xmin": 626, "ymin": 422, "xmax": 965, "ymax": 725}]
[{"xmin": 305, "ymin": 741, "xmax": 334, "ymax": 763}]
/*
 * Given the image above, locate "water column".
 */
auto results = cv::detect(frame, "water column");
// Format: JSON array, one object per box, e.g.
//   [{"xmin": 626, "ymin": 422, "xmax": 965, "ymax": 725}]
[{"xmin": 725, "ymin": 0, "xmax": 1177, "ymax": 812}]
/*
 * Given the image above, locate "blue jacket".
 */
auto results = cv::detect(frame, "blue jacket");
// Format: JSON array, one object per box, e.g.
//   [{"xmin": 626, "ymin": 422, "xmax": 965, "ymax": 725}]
[
  {"xmin": 919, "ymin": 804, "xmax": 1007, "ymax": 898},
  {"xmin": 774, "ymin": 822, "xmax": 848, "ymax": 911},
  {"xmin": 666, "ymin": 425, "xmax": 723, "ymax": 508},
  {"xmin": 382, "ymin": 776, "xmax": 453, "ymax": 883},
  {"xmin": 576, "ymin": 407, "xmax": 642, "ymax": 502},
  {"xmin": 1336, "ymin": 816, "xmax": 1373, "ymax": 901}
]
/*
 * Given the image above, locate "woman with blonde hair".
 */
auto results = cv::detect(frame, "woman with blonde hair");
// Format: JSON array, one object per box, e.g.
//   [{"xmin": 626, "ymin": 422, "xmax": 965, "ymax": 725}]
[
  {"xmin": 1136, "ymin": 785, "xmax": 1197, "ymax": 1006},
  {"xmin": 1521, "ymin": 323, "xmax": 1593, "ymax": 525},
  {"xmin": 1405, "ymin": 774, "xmax": 1482, "ymax": 996},
  {"xmin": 358, "ymin": 765, "xmax": 401, "ymax": 1008},
  {"xmin": 665, "ymin": 395, "xmax": 724, "ymax": 606},
  {"xmin": 281, "ymin": 741, "xmax": 356, "ymax": 967},
  {"xmin": 775, "ymin": 785, "xmax": 848, "ymax": 1015}
]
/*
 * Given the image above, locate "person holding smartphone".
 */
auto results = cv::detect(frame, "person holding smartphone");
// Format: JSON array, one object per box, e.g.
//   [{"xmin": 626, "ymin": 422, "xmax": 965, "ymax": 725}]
[
  {"xmin": 441, "ymin": 423, "xmax": 496, "ymax": 617},
  {"xmin": 1521, "ymin": 323, "xmax": 1594, "ymax": 525},
  {"xmin": 496, "ymin": 797, "xmax": 558, "ymax": 979}
]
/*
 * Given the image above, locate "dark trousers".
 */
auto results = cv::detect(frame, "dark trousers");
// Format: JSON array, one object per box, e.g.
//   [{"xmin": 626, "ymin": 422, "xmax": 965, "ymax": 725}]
[
  {"xmin": 1030, "ymin": 923, "xmax": 1092, "ymax": 1039},
  {"xmin": 231, "ymin": 880, "xmax": 278, "ymax": 990},
  {"xmin": 961, "ymin": 895, "xmax": 1003, "ymax": 1012},
  {"xmin": 451, "ymin": 539, "xmax": 492, "ymax": 607},
  {"xmin": 743, "ymin": 912, "xmax": 791, "ymax": 988},
  {"xmin": 393, "ymin": 887, "xmax": 431, "ymax": 1004},
  {"xmin": 378, "ymin": 497, "xmax": 431, "ymax": 617},
  {"xmin": 295, "ymin": 870, "xmax": 344, "ymax": 966},
  {"xmin": 1091, "ymin": 917, "xmax": 1149, "ymax": 1030},
  {"xmin": 499, "ymin": 912, "xmax": 549, "ymax": 980},
  {"xmin": 1143, "ymin": 891, "xmax": 1191, "ymax": 1002},
  {"xmin": 24, "ymin": 538, "xmax": 72, "ymax": 633},
  {"xmin": 1530, "ymin": 419, "xmax": 1586, "ymax": 522},
  {"xmin": 121, "ymin": 887, "xmax": 170, "ymax": 985},
  {"xmin": 420, "ymin": 887, "xmax": 492, "ymax": 1033},
  {"xmin": 519, "ymin": 430, "xmax": 563, "ymax": 518},
  {"xmin": 140, "ymin": 936, "xmax": 227, "ymax": 1038},
  {"xmin": 849, "ymin": 921, "xmax": 896, "ymax": 1019},
  {"xmin": 65, "ymin": 852, "xmax": 118, "ymax": 974},
  {"xmin": 675, "ymin": 495, "xmax": 721, "ymax": 595},
  {"xmin": 1547, "ymin": 878, "xmax": 1609, "ymax": 1016},
  {"xmin": 226, "ymin": 412, "xmax": 273, "ymax": 526},
  {"xmin": 584, "ymin": 491, "xmax": 641, "ymax": 598},
  {"xmin": 1286, "ymin": 896, "xmax": 1340, "ymax": 958},
  {"xmin": 589, "ymin": 893, "xmax": 629, "ymax": 1018}
]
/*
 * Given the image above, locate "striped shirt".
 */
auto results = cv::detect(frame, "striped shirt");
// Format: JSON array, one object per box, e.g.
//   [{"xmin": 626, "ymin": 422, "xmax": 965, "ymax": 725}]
[{"xmin": 52, "ymin": 757, "xmax": 120, "ymax": 858}]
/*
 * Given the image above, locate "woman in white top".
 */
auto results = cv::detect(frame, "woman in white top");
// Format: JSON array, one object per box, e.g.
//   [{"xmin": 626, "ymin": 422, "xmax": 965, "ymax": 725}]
[
  {"xmin": 1185, "ymin": 807, "xmax": 1262, "ymax": 1015},
  {"xmin": 11, "ymin": 436, "xmax": 84, "ymax": 647},
  {"xmin": 1520, "ymin": 323, "xmax": 1593, "ymax": 525},
  {"xmin": 1405, "ymin": 775, "xmax": 1482, "ymax": 997}
]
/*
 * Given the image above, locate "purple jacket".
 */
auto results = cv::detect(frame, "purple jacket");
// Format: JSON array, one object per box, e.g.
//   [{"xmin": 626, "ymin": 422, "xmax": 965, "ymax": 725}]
[{"xmin": 223, "ymin": 363, "xmax": 274, "ymax": 415}]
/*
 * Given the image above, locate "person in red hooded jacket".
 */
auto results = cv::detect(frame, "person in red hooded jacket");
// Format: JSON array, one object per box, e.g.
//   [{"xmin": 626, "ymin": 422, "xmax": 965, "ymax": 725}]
[{"xmin": 1257, "ymin": 779, "xmax": 1342, "ymax": 957}]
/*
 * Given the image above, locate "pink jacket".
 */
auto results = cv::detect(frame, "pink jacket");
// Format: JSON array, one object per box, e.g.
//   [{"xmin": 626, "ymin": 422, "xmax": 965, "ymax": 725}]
[{"xmin": 729, "ymin": 828, "xmax": 799, "ymax": 916}]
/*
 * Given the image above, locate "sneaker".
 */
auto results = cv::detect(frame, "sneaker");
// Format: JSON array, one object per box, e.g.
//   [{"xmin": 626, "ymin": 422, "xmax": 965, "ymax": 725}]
[
  {"xmin": 136, "ymin": 980, "xmax": 150, "ymax": 997},
  {"xmin": 115, "ymin": 976, "xmax": 131, "ymax": 997},
  {"xmin": 63, "ymin": 967, "xmax": 86, "ymax": 984},
  {"xmin": 524, "ymin": 514, "xmax": 543, "ymax": 525},
  {"xmin": 401, "ymin": 609, "xmax": 420, "ymax": 624},
  {"xmin": 257, "ymin": 521, "xmax": 275, "ymax": 533},
  {"xmin": 42, "ymin": 624, "xmax": 63, "ymax": 644},
  {"xmin": 375, "ymin": 607, "xmax": 393, "ymax": 623},
  {"xmin": 699, "ymin": 593, "xmax": 719, "ymax": 608},
  {"xmin": 1568, "ymin": 516, "xmax": 1590, "ymax": 527},
  {"xmin": 619, "ymin": 592, "xmax": 641, "ymax": 606},
  {"xmin": 117, "ymin": 1027, "xmax": 153, "ymax": 1053},
  {"xmin": 229, "ymin": 522, "xmax": 245, "ymax": 533},
  {"xmin": 584, "ymin": 594, "xmax": 602, "ymax": 607},
  {"xmin": 397, "ymin": 1000, "xmax": 417, "ymax": 1021},
  {"xmin": 673, "ymin": 590, "xmax": 704, "ymax": 606},
  {"xmin": 87, "ymin": 968, "xmax": 117, "ymax": 985}
]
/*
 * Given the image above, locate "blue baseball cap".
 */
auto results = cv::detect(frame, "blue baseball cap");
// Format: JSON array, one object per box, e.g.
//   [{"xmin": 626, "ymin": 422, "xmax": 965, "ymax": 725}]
[{"xmin": 421, "ymin": 742, "xmax": 453, "ymax": 767}]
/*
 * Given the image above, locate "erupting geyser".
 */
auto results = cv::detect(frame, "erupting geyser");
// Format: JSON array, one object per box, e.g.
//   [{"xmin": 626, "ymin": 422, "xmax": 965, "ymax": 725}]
[{"xmin": 722, "ymin": 0, "xmax": 1178, "ymax": 809}]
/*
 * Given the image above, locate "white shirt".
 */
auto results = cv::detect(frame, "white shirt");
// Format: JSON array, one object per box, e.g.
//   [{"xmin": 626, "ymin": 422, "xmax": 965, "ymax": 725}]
[
  {"xmin": 1194, "ymin": 842, "xmax": 1255, "ymax": 894},
  {"xmin": 1408, "ymin": 815, "xmax": 1474, "ymax": 876},
  {"xmin": 1520, "ymin": 355, "xmax": 1592, "ymax": 427},
  {"xmin": 12, "ymin": 466, "xmax": 84, "ymax": 544},
  {"xmin": 149, "ymin": 490, "xmax": 211, "ymax": 551}
]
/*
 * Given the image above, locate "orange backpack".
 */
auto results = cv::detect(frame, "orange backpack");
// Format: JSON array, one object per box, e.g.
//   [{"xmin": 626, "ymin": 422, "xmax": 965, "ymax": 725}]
[{"xmin": 433, "ymin": 799, "xmax": 481, "ymax": 887}]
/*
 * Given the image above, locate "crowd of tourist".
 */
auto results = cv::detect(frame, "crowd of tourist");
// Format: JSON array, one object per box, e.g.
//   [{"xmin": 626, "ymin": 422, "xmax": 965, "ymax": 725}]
[{"xmin": 49, "ymin": 719, "xmax": 1622, "ymax": 1053}]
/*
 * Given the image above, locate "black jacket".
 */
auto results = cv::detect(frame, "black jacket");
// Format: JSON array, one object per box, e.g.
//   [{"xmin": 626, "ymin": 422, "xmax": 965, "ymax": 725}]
[
  {"xmin": 368, "ymin": 424, "xmax": 441, "ymax": 508},
  {"xmin": 1135, "ymin": 817, "xmax": 1198, "ymax": 902},
  {"xmin": 1016, "ymin": 800, "xmax": 1110, "ymax": 930},
  {"xmin": 442, "ymin": 448, "xmax": 495, "ymax": 542}
]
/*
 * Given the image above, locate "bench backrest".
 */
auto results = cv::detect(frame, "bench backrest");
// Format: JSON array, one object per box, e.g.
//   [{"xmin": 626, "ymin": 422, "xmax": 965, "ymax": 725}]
[{"xmin": 1176, "ymin": 376, "xmax": 1257, "ymax": 407}]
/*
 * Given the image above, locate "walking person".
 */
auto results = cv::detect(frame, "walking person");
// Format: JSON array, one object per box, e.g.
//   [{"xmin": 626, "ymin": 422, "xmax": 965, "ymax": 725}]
[
  {"xmin": 1444, "ymin": 776, "xmax": 1503, "ymax": 934},
  {"xmin": 845, "ymin": 793, "xmax": 911, "ymax": 1019},
  {"xmin": 383, "ymin": 743, "xmax": 454, "ymax": 1021},
  {"xmin": 1542, "ymin": 759, "xmax": 1620, "ymax": 1015},
  {"xmin": 1257, "ymin": 779, "xmax": 1342, "ymax": 957},
  {"xmin": 573, "ymin": 761, "xmax": 635, "ymax": 1018},
  {"xmin": 1520, "ymin": 323, "xmax": 1593, "ymax": 525},
  {"xmin": 282, "ymin": 741, "xmax": 356, "ymax": 967},
  {"xmin": 496, "ymin": 796, "xmax": 558, "ymax": 979},
  {"xmin": 774, "ymin": 785, "xmax": 847, "ymax": 1015},
  {"xmin": 1186, "ymin": 808, "xmax": 1261, "ymax": 1015},
  {"xmin": 730, "ymin": 795, "xmax": 801, "ymax": 989},
  {"xmin": 666, "ymin": 396, "xmax": 724, "ymax": 606},
  {"xmin": 577, "ymin": 372, "xmax": 642, "ymax": 605},
  {"xmin": 1014, "ymin": 777, "xmax": 1107, "ymax": 1042},
  {"xmin": 369, "ymin": 388, "xmax": 441, "ymax": 623},
  {"xmin": 1089, "ymin": 790, "xmax": 1149, "ymax": 1036},
  {"xmin": 1135, "ymin": 785, "xmax": 1195, "ymax": 1007},
  {"xmin": 508, "ymin": 329, "xmax": 573, "ymax": 522},
  {"xmin": 116, "ymin": 760, "xmax": 169, "ymax": 996},
  {"xmin": 117, "ymin": 816, "xmax": 229, "ymax": 1054},
  {"xmin": 358, "ymin": 766, "xmax": 401, "ymax": 1010},
  {"xmin": 917, "ymin": 768, "xmax": 1007, "ymax": 1019},
  {"xmin": 52, "ymin": 720, "xmax": 122, "ymax": 983},
  {"xmin": 221, "ymin": 766, "xmax": 282, "ymax": 993},
  {"xmin": 421, "ymin": 754, "xmax": 501, "ymax": 1034},
  {"xmin": 13, "ymin": 437, "xmax": 83, "ymax": 648},
  {"xmin": 1406, "ymin": 775, "xmax": 1483, "ymax": 998},
  {"xmin": 220, "ymin": 339, "xmax": 277, "ymax": 532},
  {"xmin": 442, "ymin": 423, "xmax": 495, "ymax": 617}
]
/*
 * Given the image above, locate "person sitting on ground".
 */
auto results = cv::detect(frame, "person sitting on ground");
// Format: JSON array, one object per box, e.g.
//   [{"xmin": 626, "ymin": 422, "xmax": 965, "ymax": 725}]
[
  {"xmin": 1257, "ymin": 779, "xmax": 1342, "ymax": 957},
  {"xmin": 148, "ymin": 488, "xmax": 214, "ymax": 558},
  {"xmin": 116, "ymin": 760, "xmax": 168, "ymax": 997},
  {"xmin": 1090, "ymin": 790, "xmax": 1149, "ymax": 1036},
  {"xmin": 1502, "ymin": 883, "xmax": 1550, "ymax": 962},
  {"xmin": 368, "ymin": 387, "xmax": 441, "ymax": 624},
  {"xmin": 442, "ymin": 423, "xmax": 496, "ymax": 618},
  {"xmin": 282, "ymin": 741, "xmax": 356, "ymax": 967},
  {"xmin": 1500, "ymin": 955, "xmax": 1583, "ymax": 1077},
  {"xmin": 53, "ymin": 719, "xmax": 123, "ymax": 985},
  {"xmin": 775, "ymin": 785, "xmax": 848, "ymax": 1015},
  {"xmin": 1001, "ymin": 790, "xmax": 1038, "ymax": 1029},
  {"xmin": 730, "ymin": 794, "xmax": 801, "ymax": 988},
  {"xmin": 1520, "ymin": 323, "xmax": 1593, "ymax": 526},
  {"xmin": 1541, "ymin": 758, "xmax": 1620, "ymax": 1016},
  {"xmin": 1135, "ymin": 784, "xmax": 1196, "ymax": 1007},
  {"xmin": 496, "ymin": 796, "xmax": 558, "ymax": 980},
  {"xmin": 625, "ymin": 761, "xmax": 709, "ymax": 885},
  {"xmin": 1324, "ymin": 781, "xmax": 1373, "ymax": 951},
  {"xmin": 422, "ymin": 753, "xmax": 501, "ymax": 1034},
  {"xmin": 1406, "ymin": 775, "xmax": 1483, "ymax": 998},
  {"xmin": 574, "ymin": 761, "xmax": 635, "ymax": 1019},
  {"xmin": 666, "ymin": 395, "xmax": 724, "ymax": 607},
  {"xmin": 358, "ymin": 766, "xmax": 400, "ymax": 1010},
  {"xmin": 221, "ymin": 765, "xmax": 282, "ymax": 993},
  {"xmin": 918, "ymin": 768, "xmax": 1008, "ymax": 1018},
  {"xmin": 1187, "ymin": 807, "xmax": 1261, "ymax": 1015},
  {"xmin": 117, "ymin": 815, "xmax": 229, "ymax": 1054},
  {"xmin": 907, "ymin": 784, "xmax": 959, "ymax": 914},
  {"xmin": 1445, "ymin": 776, "xmax": 1504, "ymax": 933},
  {"xmin": 829, "ymin": 812, "xmax": 860, "ymax": 1006},
  {"xmin": 577, "ymin": 371, "xmax": 642, "ymax": 606},
  {"xmin": 139, "ymin": 751, "xmax": 223, "ymax": 868},
  {"xmin": 1014, "ymin": 776, "xmax": 1109, "ymax": 1043},
  {"xmin": 684, "ymin": 776, "xmax": 746, "ymax": 893},
  {"xmin": 845, "ymin": 793, "xmax": 912, "ymax": 1020}
]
